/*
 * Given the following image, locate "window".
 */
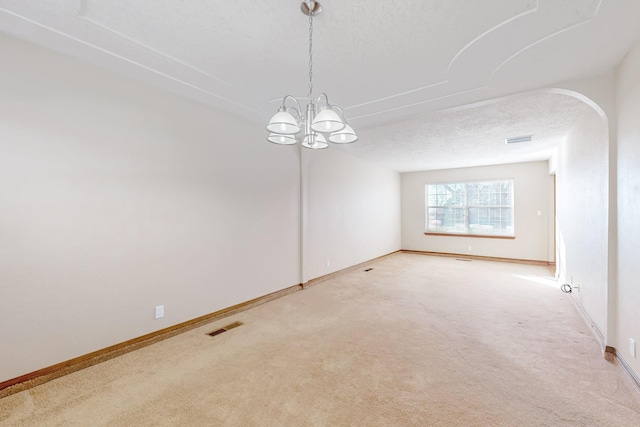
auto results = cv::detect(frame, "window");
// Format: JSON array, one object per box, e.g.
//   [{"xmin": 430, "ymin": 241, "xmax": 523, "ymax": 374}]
[{"xmin": 425, "ymin": 179, "xmax": 514, "ymax": 237}]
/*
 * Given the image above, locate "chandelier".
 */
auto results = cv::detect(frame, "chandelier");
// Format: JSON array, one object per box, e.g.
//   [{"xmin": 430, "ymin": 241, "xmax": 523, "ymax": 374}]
[{"xmin": 266, "ymin": 1, "xmax": 358, "ymax": 149}]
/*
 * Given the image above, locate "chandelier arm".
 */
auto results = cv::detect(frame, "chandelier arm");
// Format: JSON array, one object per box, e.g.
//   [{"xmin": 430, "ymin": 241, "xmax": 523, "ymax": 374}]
[
  {"xmin": 331, "ymin": 104, "xmax": 347, "ymax": 121},
  {"xmin": 287, "ymin": 107, "xmax": 302, "ymax": 123},
  {"xmin": 282, "ymin": 95, "xmax": 302, "ymax": 116},
  {"xmin": 316, "ymin": 92, "xmax": 330, "ymax": 108}
]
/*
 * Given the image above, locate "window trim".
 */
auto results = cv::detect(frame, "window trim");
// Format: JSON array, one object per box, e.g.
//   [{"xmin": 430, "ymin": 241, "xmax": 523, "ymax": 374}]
[
  {"xmin": 425, "ymin": 178, "xmax": 515, "ymax": 238},
  {"xmin": 423, "ymin": 232, "xmax": 515, "ymax": 239}
]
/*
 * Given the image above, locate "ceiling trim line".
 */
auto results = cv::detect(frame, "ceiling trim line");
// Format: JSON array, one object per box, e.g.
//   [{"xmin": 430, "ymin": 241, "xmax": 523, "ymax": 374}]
[
  {"xmin": 344, "ymin": 80, "xmax": 449, "ymax": 110},
  {"xmin": 0, "ymin": 8, "xmax": 263, "ymax": 116},
  {"xmin": 78, "ymin": 15, "xmax": 242, "ymax": 92},
  {"xmin": 489, "ymin": 0, "xmax": 604, "ymax": 83},
  {"xmin": 446, "ymin": 1, "xmax": 539, "ymax": 74},
  {"xmin": 349, "ymin": 86, "xmax": 488, "ymax": 121}
]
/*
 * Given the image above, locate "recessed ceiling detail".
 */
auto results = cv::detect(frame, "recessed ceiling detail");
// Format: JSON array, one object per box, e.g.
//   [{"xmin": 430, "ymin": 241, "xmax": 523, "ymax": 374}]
[
  {"xmin": 1, "ymin": 0, "xmax": 639, "ymax": 171},
  {"xmin": 340, "ymin": 91, "xmax": 590, "ymax": 173}
]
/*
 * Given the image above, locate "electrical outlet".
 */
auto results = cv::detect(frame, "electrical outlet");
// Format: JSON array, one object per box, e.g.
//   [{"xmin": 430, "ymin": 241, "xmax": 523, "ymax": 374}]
[
  {"xmin": 155, "ymin": 305, "xmax": 164, "ymax": 319},
  {"xmin": 468, "ymin": 246, "xmax": 472, "ymax": 251},
  {"xmin": 326, "ymin": 260, "xmax": 330, "ymax": 269},
  {"xmin": 631, "ymin": 338, "xmax": 636, "ymax": 358}
]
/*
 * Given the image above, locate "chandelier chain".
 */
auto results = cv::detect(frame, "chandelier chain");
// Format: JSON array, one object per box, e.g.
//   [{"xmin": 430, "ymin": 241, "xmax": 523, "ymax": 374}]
[{"xmin": 308, "ymin": 12, "xmax": 313, "ymax": 102}]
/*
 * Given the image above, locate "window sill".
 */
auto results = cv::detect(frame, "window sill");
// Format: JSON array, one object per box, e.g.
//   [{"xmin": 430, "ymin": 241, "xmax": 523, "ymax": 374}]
[{"xmin": 424, "ymin": 232, "xmax": 515, "ymax": 240}]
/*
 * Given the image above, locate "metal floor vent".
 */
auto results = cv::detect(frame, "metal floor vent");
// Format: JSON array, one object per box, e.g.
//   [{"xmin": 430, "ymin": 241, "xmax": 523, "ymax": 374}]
[
  {"xmin": 207, "ymin": 321, "xmax": 243, "ymax": 337},
  {"xmin": 364, "ymin": 268, "xmax": 374, "ymax": 272},
  {"xmin": 455, "ymin": 258, "xmax": 472, "ymax": 262}
]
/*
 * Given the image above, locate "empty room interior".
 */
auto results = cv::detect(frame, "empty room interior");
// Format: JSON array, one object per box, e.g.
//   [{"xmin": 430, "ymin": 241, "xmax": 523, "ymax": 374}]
[{"xmin": 2, "ymin": 0, "xmax": 640, "ymax": 425}]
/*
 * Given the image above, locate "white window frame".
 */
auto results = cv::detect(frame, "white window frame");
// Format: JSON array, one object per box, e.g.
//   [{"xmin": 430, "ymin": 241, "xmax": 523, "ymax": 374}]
[{"xmin": 425, "ymin": 179, "xmax": 515, "ymax": 238}]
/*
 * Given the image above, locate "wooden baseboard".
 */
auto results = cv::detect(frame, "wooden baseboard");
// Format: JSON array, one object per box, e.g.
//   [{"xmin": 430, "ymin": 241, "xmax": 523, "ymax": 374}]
[
  {"xmin": 3, "ymin": 250, "xmax": 636, "ymax": 400},
  {"xmin": 304, "ymin": 250, "xmax": 401, "ymax": 287},
  {"xmin": 0, "ymin": 282, "xmax": 303, "ymax": 398},
  {"xmin": 0, "ymin": 250, "xmax": 403, "ymax": 398},
  {"xmin": 401, "ymin": 249, "xmax": 554, "ymax": 267}
]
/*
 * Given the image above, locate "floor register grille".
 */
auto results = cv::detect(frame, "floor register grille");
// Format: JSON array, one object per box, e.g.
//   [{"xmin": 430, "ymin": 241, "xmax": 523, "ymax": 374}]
[{"xmin": 207, "ymin": 321, "xmax": 244, "ymax": 337}]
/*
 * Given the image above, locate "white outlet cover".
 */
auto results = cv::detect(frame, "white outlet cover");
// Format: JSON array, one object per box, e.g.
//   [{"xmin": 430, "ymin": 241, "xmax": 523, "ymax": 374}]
[
  {"xmin": 155, "ymin": 305, "xmax": 164, "ymax": 319},
  {"xmin": 631, "ymin": 338, "xmax": 636, "ymax": 358}
]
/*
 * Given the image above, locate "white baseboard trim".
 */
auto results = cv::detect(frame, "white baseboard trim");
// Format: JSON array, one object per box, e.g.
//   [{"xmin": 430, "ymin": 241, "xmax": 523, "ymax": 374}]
[
  {"xmin": 615, "ymin": 350, "xmax": 640, "ymax": 393},
  {"xmin": 567, "ymin": 294, "xmax": 640, "ymax": 394},
  {"xmin": 567, "ymin": 293, "xmax": 607, "ymax": 353}
]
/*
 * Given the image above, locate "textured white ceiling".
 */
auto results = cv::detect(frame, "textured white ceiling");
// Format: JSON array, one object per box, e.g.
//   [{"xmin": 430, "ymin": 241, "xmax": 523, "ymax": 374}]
[
  {"xmin": 340, "ymin": 91, "xmax": 590, "ymax": 172},
  {"xmin": 1, "ymin": 0, "xmax": 639, "ymax": 171}
]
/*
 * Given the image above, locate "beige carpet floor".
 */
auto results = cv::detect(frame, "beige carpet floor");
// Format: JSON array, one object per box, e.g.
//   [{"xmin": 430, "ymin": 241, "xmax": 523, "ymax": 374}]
[{"xmin": 1, "ymin": 253, "xmax": 640, "ymax": 426}]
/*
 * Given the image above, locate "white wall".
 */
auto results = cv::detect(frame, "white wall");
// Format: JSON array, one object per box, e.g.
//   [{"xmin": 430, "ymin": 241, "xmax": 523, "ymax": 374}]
[
  {"xmin": 555, "ymin": 106, "xmax": 609, "ymax": 338},
  {"xmin": 0, "ymin": 34, "xmax": 301, "ymax": 382},
  {"xmin": 615, "ymin": 40, "xmax": 640, "ymax": 375},
  {"xmin": 401, "ymin": 161, "xmax": 553, "ymax": 262},
  {"xmin": 4, "ymin": 25, "xmax": 634, "ymax": 390},
  {"xmin": 0, "ymin": 33, "xmax": 404, "ymax": 384},
  {"xmin": 304, "ymin": 149, "xmax": 401, "ymax": 281}
]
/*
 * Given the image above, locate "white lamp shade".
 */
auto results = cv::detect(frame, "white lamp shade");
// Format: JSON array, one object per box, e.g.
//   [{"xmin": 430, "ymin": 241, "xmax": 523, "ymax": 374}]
[
  {"xmin": 267, "ymin": 133, "xmax": 297, "ymax": 145},
  {"xmin": 328, "ymin": 125, "xmax": 358, "ymax": 144},
  {"xmin": 266, "ymin": 110, "xmax": 301, "ymax": 134},
  {"xmin": 301, "ymin": 133, "xmax": 328, "ymax": 149},
  {"xmin": 311, "ymin": 108, "xmax": 346, "ymax": 133}
]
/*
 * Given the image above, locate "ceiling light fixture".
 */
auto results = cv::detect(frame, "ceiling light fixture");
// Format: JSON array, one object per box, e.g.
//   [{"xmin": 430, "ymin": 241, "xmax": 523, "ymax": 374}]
[{"xmin": 266, "ymin": 1, "xmax": 358, "ymax": 149}]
